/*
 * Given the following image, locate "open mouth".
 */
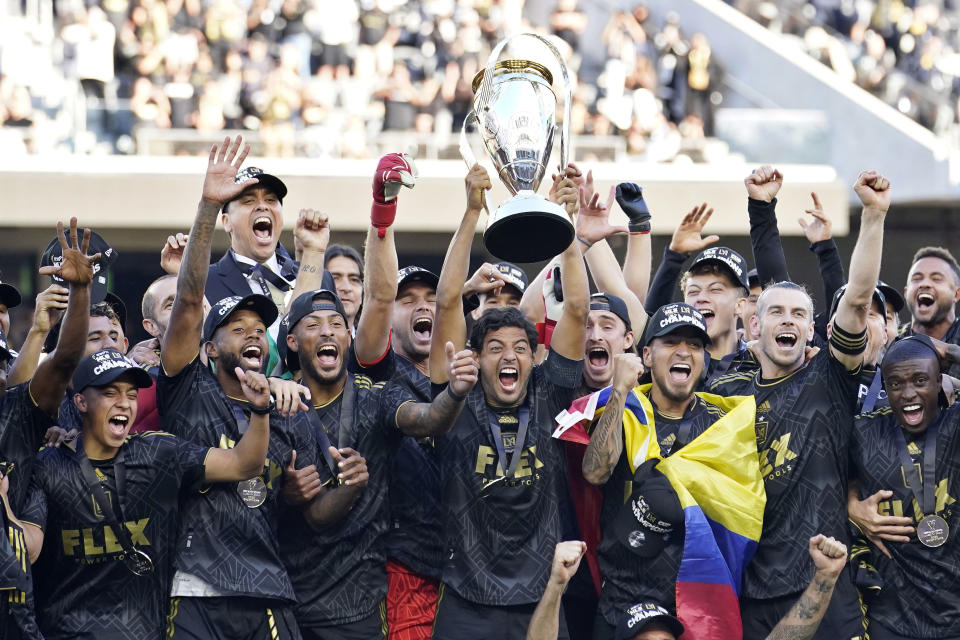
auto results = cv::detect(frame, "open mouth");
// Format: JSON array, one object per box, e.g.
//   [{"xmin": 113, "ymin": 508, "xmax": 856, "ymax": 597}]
[
  {"xmin": 775, "ymin": 332, "xmax": 798, "ymax": 349},
  {"xmin": 412, "ymin": 316, "xmax": 433, "ymax": 341},
  {"xmin": 316, "ymin": 343, "xmax": 340, "ymax": 367},
  {"xmin": 698, "ymin": 308, "xmax": 715, "ymax": 324},
  {"xmin": 917, "ymin": 293, "xmax": 935, "ymax": 311},
  {"xmin": 498, "ymin": 366, "xmax": 519, "ymax": 392},
  {"xmin": 241, "ymin": 344, "xmax": 263, "ymax": 368},
  {"xmin": 587, "ymin": 347, "xmax": 609, "ymax": 369},
  {"xmin": 901, "ymin": 403, "xmax": 924, "ymax": 426},
  {"xmin": 252, "ymin": 216, "xmax": 273, "ymax": 242},
  {"xmin": 668, "ymin": 363, "xmax": 691, "ymax": 384},
  {"xmin": 107, "ymin": 415, "xmax": 129, "ymax": 437}
]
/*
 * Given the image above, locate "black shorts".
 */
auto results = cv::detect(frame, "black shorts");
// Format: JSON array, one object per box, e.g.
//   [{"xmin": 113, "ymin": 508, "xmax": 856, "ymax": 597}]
[
  {"xmin": 740, "ymin": 569, "xmax": 865, "ymax": 640},
  {"xmin": 166, "ymin": 596, "xmax": 301, "ymax": 640},
  {"xmin": 431, "ymin": 584, "xmax": 568, "ymax": 640},
  {"xmin": 300, "ymin": 602, "xmax": 387, "ymax": 640}
]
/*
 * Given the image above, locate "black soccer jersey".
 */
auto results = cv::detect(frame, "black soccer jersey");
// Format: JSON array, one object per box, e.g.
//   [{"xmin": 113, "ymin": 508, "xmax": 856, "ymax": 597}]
[
  {"xmin": 56, "ymin": 393, "xmax": 82, "ymax": 433},
  {"xmin": 278, "ymin": 372, "xmax": 408, "ymax": 627},
  {"xmin": 709, "ymin": 350, "xmax": 859, "ymax": 598},
  {"xmin": 384, "ymin": 355, "xmax": 443, "ymax": 579},
  {"xmin": 596, "ymin": 394, "xmax": 728, "ymax": 624},
  {"xmin": 0, "ymin": 383, "xmax": 56, "ymax": 515},
  {"xmin": 852, "ymin": 405, "xmax": 960, "ymax": 637},
  {"xmin": 22, "ymin": 433, "xmax": 207, "ymax": 639},
  {"xmin": 703, "ymin": 340, "xmax": 759, "ymax": 388},
  {"xmin": 437, "ymin": 349, "xmax": 582, "ymax": 606},
  {"xmin": 156, "ymin": 357, "xmax": 316, "ymax": 602}
]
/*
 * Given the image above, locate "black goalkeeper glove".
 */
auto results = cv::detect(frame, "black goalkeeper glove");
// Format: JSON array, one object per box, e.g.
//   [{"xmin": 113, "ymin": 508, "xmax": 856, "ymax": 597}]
[{"xmin": 616, "ymin": 183, "xmax": 651, "ymax": 234}]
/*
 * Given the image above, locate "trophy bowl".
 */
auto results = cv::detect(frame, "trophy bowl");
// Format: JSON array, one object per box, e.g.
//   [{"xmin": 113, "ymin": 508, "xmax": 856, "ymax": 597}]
[{"xmin": 462, "ymin": 35, "xmax": 575, "ymax": 263}]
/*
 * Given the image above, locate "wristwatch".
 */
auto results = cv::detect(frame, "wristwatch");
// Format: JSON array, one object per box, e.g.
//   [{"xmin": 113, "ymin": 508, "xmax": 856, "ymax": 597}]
[{"xmin": 249, "ymin": 397, "xmax": 275, "ymax": 415}]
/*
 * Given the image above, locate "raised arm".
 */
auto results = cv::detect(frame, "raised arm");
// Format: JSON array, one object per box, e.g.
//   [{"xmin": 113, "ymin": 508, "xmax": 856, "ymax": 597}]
[
  {"xmin": 30, "ymin": 219, "xmax": 101, "ymax": 417},
  {"xmin": 831, "ymin": 171, "xmax": 890, "ymax": 371},
  {"xmin": 355, "ymin": 153, "xmax": 415, "ymax": 363},
  {"xmin": 161, "ymin": 136, "xmax": 254, "ymax": 376},
  {"xmin": 582, "ymin": 353, "xmax": 642, "ymax": 485},
  {"xmin": 800, "ymin": 192, "xmax": 846, "ymax": 338},
  {"xmin": 765, "ymin": 535, "xmax": 848, "ymax": 640},
  {"xmin": 645, "ymin": 203, "xmax": 718, "ymax": 314},
  {"xmin": 525, "ymin": 541, "xmax": 587, "ymax": 640},
  {"xmin": 549, "ymin": 177, "xmax": 589, "ymax": 361},
  {"xmin": 397, "ymin": 342, "xmax": 477, "ymax": 437},
  {"xmin": 429, "ymin": 165, "xmax": 489, "ymax": 383},
  {"xmin": 7, "ymin": 285, "xmax": 68, "ymax": 387},
  {"xmin": 576, "ymin": 181, "xmax": 648, "ymax": 340},
  {"xmin": 745, "ymin": 165, "xmax": 790, "ymax": 285},
  {"xmin": 288, "ymin": 209, "xmax": 330, "ymax": 304},
  {"xmin": 617, "ymin": 183, "xmax": 653, "ymax": 303},
  {"xmin": 203, "ymin": 368, "xmax": 278, "ymax": 482}
]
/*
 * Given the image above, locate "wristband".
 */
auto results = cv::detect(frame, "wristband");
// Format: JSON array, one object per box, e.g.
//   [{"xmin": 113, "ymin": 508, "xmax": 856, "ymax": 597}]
[
  {"xmin": 576, "ymin": 236, "xmax": 593, "ymax": 249},
  {"xmin": 249, "ymin": 398, "xmax": 274, "ymax": 415}
]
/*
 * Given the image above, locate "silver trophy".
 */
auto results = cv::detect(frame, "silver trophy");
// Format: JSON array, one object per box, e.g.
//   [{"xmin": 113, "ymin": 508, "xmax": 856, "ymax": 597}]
[{"xmin": 460, "ymin": 33, "xmax": 574, "ymax": 263}]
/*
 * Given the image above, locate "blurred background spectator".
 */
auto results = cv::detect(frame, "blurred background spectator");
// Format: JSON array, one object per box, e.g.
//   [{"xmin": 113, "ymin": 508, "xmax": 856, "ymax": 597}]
[{"xmin": 3, "ymin": 0, "xmax": 957, "ymax": 159}]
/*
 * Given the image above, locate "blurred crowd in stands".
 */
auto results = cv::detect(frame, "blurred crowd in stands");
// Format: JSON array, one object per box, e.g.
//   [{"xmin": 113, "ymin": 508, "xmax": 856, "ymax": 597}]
[
  {"xmin": 0, "ymin": 0, "xmax": 722, "ymax": 159},
  {"xmin": 3, "ymin": 0, "xmax": 958, "ymax": 158}
]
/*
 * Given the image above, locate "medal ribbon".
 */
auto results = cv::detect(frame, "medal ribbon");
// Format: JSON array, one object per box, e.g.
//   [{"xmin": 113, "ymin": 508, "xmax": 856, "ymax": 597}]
[
  {"xmin": 894, "ymin": 419, "xmax": 940, "ymax": 519},
  {"xmin": 76, "ymin": 440, "xmax": 152, "ymax": 574},
  {"xmin": 486, "ymin": 404, "xmax": 531, "ymax": 478}
]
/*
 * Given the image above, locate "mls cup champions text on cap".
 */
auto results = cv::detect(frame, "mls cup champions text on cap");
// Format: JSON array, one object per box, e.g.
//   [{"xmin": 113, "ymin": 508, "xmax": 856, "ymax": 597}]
[
  {"xmin": 697, "ymin": 247, "xmax": 744, "ymax": 278},
  {"xmin": 658, "ymin": 304, "xmax": 706, "ymax": 332}
]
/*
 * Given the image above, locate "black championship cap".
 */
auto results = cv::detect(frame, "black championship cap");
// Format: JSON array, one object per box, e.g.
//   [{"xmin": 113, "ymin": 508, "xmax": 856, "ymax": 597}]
[
  {"xmin": 591, "ymin": 292, "xmax": 632, "ymax": 331},
  {"xmin": 828, "ymin": 284, "xmax": 886, "ymax": 320},
  {"xmin": 689, "ymin": 247, "xmax": 749, "ymax": 290},
  {"xmin": 0, "ymin": 329, "xmax": 12, "ymax": 361},
  {"xmin": 494, "ymin": 262, "xmax": 528, "ymax": 295},
  {"xmin": 280, "ymin": 290, "xmax": 348, "ymax": 371},
  {"xmin": 615, "ymin": 602, "xmax": 685, "ymax": 640},
  {"xmin": 642, "ymin": 303, "xmax": 711, "ymax": 348},
  {"xmin": 39, "ymin": 230, "xmax": 118, "ymax": 303},
  {"xmin": 72, "ymin": 349, "xmax": 152, "ymax": 392},
  {"xmin": 397, "ymin": 266, "xmax": 440, "ymax": 291},
  {"xmin": 612, "ymin": 459, "xmax": 683, "ymax": 558},
  {"xmin": 0, "ymin": 274, "xmax": 21, "ymax": 309},
  {"xmin": 747, "ymin": 268, "xmax": 760, "ymax": 290},
  {"xmin": 877, "ymin": 280, "xmax": 905, "ymax": 314},
  {"xmin": 223, "ymin": 167, "xmax": 288, "ymax": 211},
  {"xmin": 203, "ymin": 294, "xmax": 279, "ymax": 342}
]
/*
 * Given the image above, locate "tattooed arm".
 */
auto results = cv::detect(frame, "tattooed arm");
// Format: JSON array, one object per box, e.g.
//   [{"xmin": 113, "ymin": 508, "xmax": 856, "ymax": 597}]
[
  {"xmin": 582, "ymin": 353, "xmax": 643, "ymax": 485},
  {"xmin": 765, "ymin": 535, "xmax": 847, "ymax": 640},
  {"xmin": 397, "ymin": 342, "xmax": 478, "ymax": 437},
  {"xmin": 161, "ymin": 135, "xmax": 255, "ymax": 376}
]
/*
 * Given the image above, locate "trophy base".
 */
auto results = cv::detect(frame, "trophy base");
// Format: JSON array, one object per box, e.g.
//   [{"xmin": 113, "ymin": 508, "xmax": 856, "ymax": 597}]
[{"xmin": 484, "ymin": 192, "xmax": 574, "ymax": 263}]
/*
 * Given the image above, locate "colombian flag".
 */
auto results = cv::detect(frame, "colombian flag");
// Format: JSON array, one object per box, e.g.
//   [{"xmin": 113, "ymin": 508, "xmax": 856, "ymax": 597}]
[{"xmin": 555, "ymin": 385, "xmax": 763, "ymax": 640}]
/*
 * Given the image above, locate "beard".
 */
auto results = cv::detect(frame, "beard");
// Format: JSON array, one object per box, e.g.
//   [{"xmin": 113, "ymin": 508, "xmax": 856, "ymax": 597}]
[{"xmin": 299, "ymin": 353, "xmax": 346, "ymax": 387}]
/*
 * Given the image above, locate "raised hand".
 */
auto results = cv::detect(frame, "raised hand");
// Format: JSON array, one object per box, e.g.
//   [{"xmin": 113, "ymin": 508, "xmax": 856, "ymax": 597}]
[
  {"xmin": 127, "ymin": 338, "xmax": 161, "ymax": 368},
  {"xmin": 267, "ymin": 377, "xmax": 311, "ymax": 416},
  {"xmin": 847, "ymin": 488, "xmax": 914, "ymax": 559},
  {"xmin": 38, "ymin": 218, "xmax": 102, "ymax": 286},
  {"xmin": 798, "ymin": 192, "xmax": 832, "ymax": 244},
  {"xmin": 295, "ymin": 209, "xmax": 331, "ymax": 255},
  {"xmin": 462, "ymin": 262, "xmax": 508, "ymax": 299},
  {"xmin": 32, "ymin": 285, "xmax": 69, "ymax": 334},
  {"xmin": 612, "ymin": 352, "xmax": 644, "ymax": 392},
  {"xmin": 553, "ymin": 163, "xmax": 592, "ymax": 205},
  {"xmin": 808, "ymin": 534, "xmax": 847, "ymax": 579},
  {"xmin": 465, "ymin": 163, "xmax": 492, "ymax": 212},
  {"xmin": 331, "ymin": 447, "xmax": 368, "ymax": 488},
  {"xmin": 160, "ymin": 232, "xmax": 188, "ymax": 275},
  {"xmin": 371, "ymin": 152, "xmax": 417, "ymax": 237},
  {"xmin": 234, "ymin": 367, "xmax": 271, "ymax": 411},
  {"xmin": 549, "ymin": 540, "xmax": 587, "ymax": 586},
  {"xmin": 744, "ymin": 165, "xmax": 783, "ymax": 202},
  {"xmin": 616, "ymin": 182, "xmax": 652, "ymax": 234},
  {"xmin": 669, "ymin": 203, "xmax": 719, "ymax": 254},
  {"xmin": 576, "ymin": 182, "xmax": 628, "ymax": 246},
  {"xmin": 281, "ymin": 450, "xmax": 323, "ymax": 505},
  {"xmin": 854, "ymin": 170, "xmax": 891, "ymax": 214},
  {"xmin": 551, "ymin": 176, "xmax": 579, "ymax": 219},
  {"xmin": 445, "ymin": 341, "xmax": 479, "ymax": 398},
  {"xmin": 202, "ymin": 135, "xmax": 254, "ymax": 206}
]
